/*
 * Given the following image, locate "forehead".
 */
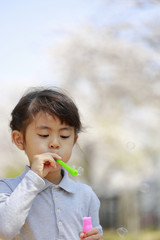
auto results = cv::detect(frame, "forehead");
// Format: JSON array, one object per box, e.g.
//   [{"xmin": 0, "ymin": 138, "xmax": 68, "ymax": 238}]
[{"xmin": 32, "ymin": 112, "xmax": 72, "ymax": 129}]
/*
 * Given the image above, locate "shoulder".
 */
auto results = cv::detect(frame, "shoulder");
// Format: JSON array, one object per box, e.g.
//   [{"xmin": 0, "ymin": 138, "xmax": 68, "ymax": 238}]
[
  {"xmin": 74, "ymin": 181, "xmax": 100, "ymax": 203},
  {"xmin": 74, "ymin": 181, "xmax": 93, "ymax": 193}
]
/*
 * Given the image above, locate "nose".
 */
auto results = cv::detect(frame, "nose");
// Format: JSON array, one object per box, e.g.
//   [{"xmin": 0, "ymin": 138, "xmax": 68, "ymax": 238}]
[{"xmin": 49, "ymin": 137, "xmax": 60, "ymax": 149}]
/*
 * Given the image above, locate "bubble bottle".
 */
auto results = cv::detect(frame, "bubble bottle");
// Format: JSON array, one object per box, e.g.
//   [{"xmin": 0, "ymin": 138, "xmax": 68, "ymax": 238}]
[{"xmin": 83, "ymin": 217, "xmax": 93, "ymax": 234}]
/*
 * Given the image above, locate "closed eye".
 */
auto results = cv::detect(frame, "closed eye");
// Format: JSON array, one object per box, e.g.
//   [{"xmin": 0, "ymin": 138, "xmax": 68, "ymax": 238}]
[
  {"xmin": 38, "ymin": 134, "xmax": 49, "ymax": 138},
  {"xmin": 61, "ymin": 136, "xmax": 70, "ymax": 139}
]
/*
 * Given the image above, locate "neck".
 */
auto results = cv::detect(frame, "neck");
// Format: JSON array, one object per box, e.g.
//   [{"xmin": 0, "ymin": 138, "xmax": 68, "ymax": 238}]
[{"xmin": 45, "ymin": 169, "xmax": 63, "ymax": 185}]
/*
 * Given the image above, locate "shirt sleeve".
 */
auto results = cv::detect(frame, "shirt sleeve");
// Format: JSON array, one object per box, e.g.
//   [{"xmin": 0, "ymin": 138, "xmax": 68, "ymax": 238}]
[
  {"xmin": 0, "ymin": 170, "xmax": 45, "ymax": 239},
  {"xmin": 88, "ymin": 187, "xmax": 103, "ymax": 235}
]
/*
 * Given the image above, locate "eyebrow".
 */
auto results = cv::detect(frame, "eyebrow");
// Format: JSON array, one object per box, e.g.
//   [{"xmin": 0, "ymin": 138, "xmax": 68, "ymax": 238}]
[
  {"xmin": 36, "ymin": 125, "xmax": 73, "ymax": 131},
  {"xmin": 36, "ymin": 126, "xmax": 51, "ymax": 130}
]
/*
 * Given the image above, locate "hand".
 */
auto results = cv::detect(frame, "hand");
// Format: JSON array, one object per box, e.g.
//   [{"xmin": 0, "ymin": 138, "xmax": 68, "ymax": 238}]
[
  {"xmin": 79, "ymin": 228, "xmax": 103, "ymax": 240},
  {"xmin": 30, "ymin": 152, "xmax": 62, "ymax": 178}
]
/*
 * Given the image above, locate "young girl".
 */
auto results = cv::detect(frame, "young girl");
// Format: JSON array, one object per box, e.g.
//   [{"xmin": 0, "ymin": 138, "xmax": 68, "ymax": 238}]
[{"xmin": 0, "ymin": 87, "xmax": 103, "ymax": 240}]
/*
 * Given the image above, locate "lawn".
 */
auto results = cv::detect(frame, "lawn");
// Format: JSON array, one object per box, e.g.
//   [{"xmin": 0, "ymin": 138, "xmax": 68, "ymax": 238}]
[{"xmin": 103, "ymin": 229, "xmax": 160, "ymax": 240}]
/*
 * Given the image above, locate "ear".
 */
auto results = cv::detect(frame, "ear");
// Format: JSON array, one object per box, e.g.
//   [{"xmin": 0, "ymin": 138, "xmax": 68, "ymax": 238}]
[
  {"xmin": 73, "ymin": 135, "xmax": 78, "ymax": 145},
  {"xmin": 12, "ymin": 130, "xmax": 24, "ymax": 150}
]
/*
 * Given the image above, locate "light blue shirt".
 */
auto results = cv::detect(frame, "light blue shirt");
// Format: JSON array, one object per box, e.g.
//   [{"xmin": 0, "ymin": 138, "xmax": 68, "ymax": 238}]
[{"xmin": 0, "ymin": 166, "xmax": 102, "ymax": 240}]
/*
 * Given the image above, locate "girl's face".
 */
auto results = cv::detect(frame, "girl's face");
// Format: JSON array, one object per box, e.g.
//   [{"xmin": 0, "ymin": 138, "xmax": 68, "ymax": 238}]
[{"xmin": 23, "ymin": 112, "xmax": 77, "ymax": 169}]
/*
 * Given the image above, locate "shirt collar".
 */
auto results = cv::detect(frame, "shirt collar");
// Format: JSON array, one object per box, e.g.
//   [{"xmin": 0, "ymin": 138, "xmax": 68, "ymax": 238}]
[
  {"xmin": 58, "ymin": 168, "xmax": 77, "ymax": 193},
  {"xmin": 22, "ymin": 165, "xmax": 77, "ymax": 193}
]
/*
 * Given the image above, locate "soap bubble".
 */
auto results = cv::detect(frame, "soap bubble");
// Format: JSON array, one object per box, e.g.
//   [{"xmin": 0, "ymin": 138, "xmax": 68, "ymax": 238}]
[
  {"xmin": 71, "ymin": 166, "xmax": 84, "ymax": 176},
  {"xmin": 126, "ymin": 141, "xmax": 135, "ymax": 151},
  {"xmin": 77, "ymin": 166, "xmax": 84, "ymax": 176},
  {"xmin": 116, "ymin": 227, "xmax": 128, "ymax": 238}
]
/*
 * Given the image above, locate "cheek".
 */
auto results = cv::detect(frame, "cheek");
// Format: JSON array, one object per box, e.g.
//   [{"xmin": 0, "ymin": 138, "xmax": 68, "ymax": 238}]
[
  {"xmin": 61, "ymin": 144, "xmax": 74, "ymax": 161},
  {"xmin": 25, "ymin": 140, "xmax": 46, "ymax": 156}
]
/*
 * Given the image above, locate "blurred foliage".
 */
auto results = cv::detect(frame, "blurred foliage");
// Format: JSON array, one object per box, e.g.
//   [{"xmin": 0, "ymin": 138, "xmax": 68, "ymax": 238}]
[{"xmin": 4, "ymin": 165, "xmax": 24, "ymax": 178}]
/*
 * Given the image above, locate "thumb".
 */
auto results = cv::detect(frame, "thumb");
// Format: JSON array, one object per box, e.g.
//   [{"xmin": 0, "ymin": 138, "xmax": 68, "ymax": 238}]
[{"xmin": 79, "ymin": 232, "xmax": 85, "ymax": 239}]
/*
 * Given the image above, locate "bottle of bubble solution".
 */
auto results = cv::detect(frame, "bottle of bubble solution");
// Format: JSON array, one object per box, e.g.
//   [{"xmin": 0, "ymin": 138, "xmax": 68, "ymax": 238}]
[{"xmin": 83, "ymin": 217, "xmax": 93, "ymax": 234}]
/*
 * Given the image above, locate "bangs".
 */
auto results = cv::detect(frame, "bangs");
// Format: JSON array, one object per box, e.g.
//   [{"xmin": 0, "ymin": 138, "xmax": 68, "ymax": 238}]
[{"xmin": 27, "ymin": 93, "xmax": 81, "ymax": 133}]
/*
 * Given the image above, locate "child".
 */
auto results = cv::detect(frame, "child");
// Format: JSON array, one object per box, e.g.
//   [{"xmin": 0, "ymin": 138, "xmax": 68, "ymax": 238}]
[{"xmin": 0, "ymin": 87, "xmax": 103, "ymax": 240}]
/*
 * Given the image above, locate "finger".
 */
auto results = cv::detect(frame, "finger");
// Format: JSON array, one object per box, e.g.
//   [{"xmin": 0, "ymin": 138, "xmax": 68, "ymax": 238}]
[
  {"xmin": 48, "ymin": 152, "xmax": 62, "ymax": 160},
  {"xmin": 44, "ymin": 161, "xmax": 56, "ymax": 168},
  {"xmin": 84, "ymin": 229, "xmax": 102, "ymax": 240},
  {"xmin": 85, "ymin": 228, "xmax": 99, "ymax": 237},
  {"xmin": 42, "ymin": 154, "xmax": 57, "ymax": 168},
  {"xmin": 84, "ymin": 233, "xmax": 102, "ymax": 240}
]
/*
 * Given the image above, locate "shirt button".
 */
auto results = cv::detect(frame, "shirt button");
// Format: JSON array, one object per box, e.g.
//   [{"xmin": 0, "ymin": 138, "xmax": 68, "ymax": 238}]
[
  {"xmin": 58, "ymin": 221, "xmax": 62, "ymax": 226},
  {"xmin": 57, "ymin": 208, "xmax": 61, "ymax": 214}
]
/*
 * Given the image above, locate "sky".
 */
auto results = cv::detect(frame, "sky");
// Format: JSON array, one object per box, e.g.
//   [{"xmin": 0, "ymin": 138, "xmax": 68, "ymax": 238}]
[
  {"xmin": 0, "ymin": 0, "xmax": 103, "ymax": 86},
  {"xmin": 1, "ymin": 0, "xmax": 160, "ymax": 89}
]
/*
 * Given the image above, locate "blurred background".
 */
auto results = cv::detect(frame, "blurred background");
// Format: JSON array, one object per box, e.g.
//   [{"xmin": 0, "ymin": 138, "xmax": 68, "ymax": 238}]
[{"xmin": 1, "ymin": 0, "xmax": 160, "ymax": 239}]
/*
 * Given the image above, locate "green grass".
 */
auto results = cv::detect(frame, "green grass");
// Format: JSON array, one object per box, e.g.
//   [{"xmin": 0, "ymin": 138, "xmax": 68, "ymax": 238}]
[{"xmin": 103, "ymin": 229, "xmax": 160, "ymax": 240}]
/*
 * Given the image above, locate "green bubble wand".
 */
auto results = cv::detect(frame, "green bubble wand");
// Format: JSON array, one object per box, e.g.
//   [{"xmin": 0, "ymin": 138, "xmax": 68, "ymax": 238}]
[{"xmin": 55, "ymin": 159, "xmax": 78, "ymax": 176}]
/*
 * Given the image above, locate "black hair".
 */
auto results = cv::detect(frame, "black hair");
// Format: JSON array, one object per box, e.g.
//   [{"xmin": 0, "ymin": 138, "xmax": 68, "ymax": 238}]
[{"xmin": 10, "ymin": 87, "xmax": 82, "ymax": 136}]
